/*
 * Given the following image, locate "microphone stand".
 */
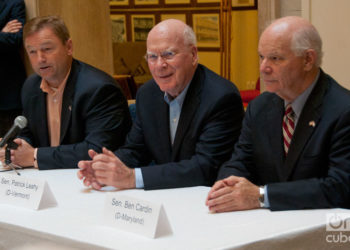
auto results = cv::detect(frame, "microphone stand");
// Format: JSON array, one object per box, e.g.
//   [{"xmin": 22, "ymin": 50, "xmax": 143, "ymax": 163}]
[{"xmin": 4, "ymin": 141, "xmax": 21, "ymax": 176}]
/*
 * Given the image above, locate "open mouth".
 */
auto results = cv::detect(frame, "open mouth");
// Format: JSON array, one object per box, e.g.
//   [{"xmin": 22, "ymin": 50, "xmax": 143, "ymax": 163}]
[{"xmin": 39, "ymin": 66, "xmax": 51, "ymax": 72}]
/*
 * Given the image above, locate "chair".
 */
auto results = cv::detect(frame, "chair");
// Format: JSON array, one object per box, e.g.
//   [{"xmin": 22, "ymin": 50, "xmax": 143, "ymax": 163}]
[
  {"xmin": 240, "ymin": 78, "xmax": 260, "ymax": 108},
  {"xmin": 128, "ymin": 100, "xmax": 136, "ymax": 122},
  {"xmin": 113, "ymin": 75, "xmax": 138, "ymax": 100}
]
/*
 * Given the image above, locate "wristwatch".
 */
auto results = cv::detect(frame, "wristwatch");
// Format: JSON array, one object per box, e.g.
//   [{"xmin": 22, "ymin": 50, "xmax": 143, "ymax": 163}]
[{"xmin": 259, "ymin": 186, "xmax": 265, "ymax": 208}]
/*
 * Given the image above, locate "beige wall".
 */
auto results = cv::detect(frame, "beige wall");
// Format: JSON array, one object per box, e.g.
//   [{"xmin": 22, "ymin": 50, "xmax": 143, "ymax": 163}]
[
  {"xmin": 280, "ymin": 0, "xmax": 301, "ymax": 17},
  {"xmin": 302, "ymin": 0, "xmax": 350, "ymax": 89}
]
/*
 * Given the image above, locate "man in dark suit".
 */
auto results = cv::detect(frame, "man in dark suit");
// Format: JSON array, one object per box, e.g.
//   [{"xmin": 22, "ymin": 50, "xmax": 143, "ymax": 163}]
[
  {"xmin": 0, "ymin": 0, "xmax": 27, "ymax": 136},
  {"xmin": 77, "ymin": 19, "xmax": 244, "ymax": 190},
  {"xmin": 206, "ymin": 16, "xmax": 350, "ymax": 212},
  {"xmin": 1, "ymin": 16, "xmax": 131, "ymax": 170}
]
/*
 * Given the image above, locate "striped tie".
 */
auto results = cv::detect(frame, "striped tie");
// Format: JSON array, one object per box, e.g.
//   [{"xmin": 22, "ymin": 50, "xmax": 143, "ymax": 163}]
[{"xmin": 283, "ymin": 104, "xmax": 295, "ymax": 154}]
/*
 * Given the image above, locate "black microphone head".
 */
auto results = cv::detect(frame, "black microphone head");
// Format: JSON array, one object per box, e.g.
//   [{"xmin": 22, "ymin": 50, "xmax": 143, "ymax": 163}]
[{"xmin": 14, "ymin": 116, "xmax": 27, "ymax": 129}]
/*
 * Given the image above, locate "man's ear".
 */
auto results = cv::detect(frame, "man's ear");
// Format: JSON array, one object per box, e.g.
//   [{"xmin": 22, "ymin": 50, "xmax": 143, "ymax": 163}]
[
  {"xmin": 304, "ymin": 49, "xmax": 317, "ymax": 71},
  {"xmin": 191, "ymin": 45, "xmax": 198, "ymax": 66},
  {"xmin": 66, "ymin": 38, "xmax": 73, "ymax": 56}
]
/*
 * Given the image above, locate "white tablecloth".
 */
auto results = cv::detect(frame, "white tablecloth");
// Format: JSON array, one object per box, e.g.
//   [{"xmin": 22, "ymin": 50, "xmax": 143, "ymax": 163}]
[{"xmin": 0, "ymin": 169, "xmax": 349, "ymax": 249}]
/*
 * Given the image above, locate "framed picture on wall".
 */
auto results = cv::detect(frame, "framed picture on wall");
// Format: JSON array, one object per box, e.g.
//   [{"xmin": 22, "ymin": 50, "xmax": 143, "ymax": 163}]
[
  {"xmin": 161, "ymin": 14, "xmax": 186, "ymax": 22},
  {"xmin": 192, "ymin": 13, "xmax": 220, "ymax": 48},
  {"xmin": 131, "ymin": 15, "xmax": 155, "ymax": 42},
  {"xmin": 165, "ymin": 0, "xmax": 190, "ymax": 4},
  {"xmin": 135, "ymin": 0, "xmax": 158, "ymax": 5},
  {"xmin": 111, "ymin": 15, "xmax": 126, "ymax": 42},
  {"xmin": 232, "ymin": 0, "xmax": 255, "ymax": 7},
  {"xmin": 109, "ymin": 0, "xmax": 129, "ymax": 6}
]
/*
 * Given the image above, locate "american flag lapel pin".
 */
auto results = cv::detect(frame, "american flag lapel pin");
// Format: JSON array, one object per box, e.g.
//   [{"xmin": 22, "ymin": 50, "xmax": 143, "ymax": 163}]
[{"xmin": 309, "ymin": 121, "xmax": 316, "ymax": 127}]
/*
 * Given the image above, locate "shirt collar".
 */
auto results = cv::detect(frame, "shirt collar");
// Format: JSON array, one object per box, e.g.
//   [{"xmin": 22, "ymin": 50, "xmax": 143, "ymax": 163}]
[
  {"xmin": 40, "ymin": 67, "xmax": 71, "ymax": 95},
  {"xmin": 164, "ymin": 80, "xmax": 191, "ymax": 106},
  {"xmin": 285, "ymin": 70, "xmax": 320, "ymax": 119}
]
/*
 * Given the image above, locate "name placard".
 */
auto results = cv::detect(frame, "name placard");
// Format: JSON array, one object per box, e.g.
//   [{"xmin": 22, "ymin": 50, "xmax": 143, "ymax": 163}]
[
  {"xmin": 104, "ymin": 194, "xmax": 172, "ymax": 238},
  {"xmin": 0, "ymin": 173, "xmax": 57, "ymax": 210}
]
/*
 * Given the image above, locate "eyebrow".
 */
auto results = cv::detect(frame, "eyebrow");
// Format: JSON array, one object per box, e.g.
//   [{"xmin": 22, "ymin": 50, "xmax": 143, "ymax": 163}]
[
  {"xmin": 147, "ymin": 47, "xmax": 177, "ymax": 53},
  {"xmin": 40, "ymin": 41, "xmax": 54, "ymax": 46}
]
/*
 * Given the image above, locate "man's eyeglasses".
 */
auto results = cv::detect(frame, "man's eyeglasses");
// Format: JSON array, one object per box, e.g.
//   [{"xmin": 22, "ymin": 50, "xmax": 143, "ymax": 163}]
[{"xmin": 144, "ymin": 51, "xmax": 177, "ymax": 64}]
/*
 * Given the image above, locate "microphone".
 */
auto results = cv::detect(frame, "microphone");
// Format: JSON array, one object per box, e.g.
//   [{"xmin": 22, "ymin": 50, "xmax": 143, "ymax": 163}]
[{"xmin": 0, "ymin": 116, "xmax": 27, "ymax": 148}]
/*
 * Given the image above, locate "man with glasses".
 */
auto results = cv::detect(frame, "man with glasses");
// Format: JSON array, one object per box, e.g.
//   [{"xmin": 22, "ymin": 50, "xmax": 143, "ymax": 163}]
[{"xmin": 78, "ymin": 19, "xmax": 244, "ymax": 190}]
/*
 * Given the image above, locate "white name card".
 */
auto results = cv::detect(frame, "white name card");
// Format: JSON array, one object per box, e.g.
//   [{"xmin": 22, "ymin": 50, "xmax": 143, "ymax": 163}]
[
  {"xmin": 0, "ymin": 173, "xmax": 57, "ymax": 210},
  {"xmin": 104, "ymin": 194, "xmax": 172, "ymax": 238}
]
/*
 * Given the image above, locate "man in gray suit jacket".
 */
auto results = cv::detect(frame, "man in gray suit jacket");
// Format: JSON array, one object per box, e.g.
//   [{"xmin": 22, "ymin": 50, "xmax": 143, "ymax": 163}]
[
  {"xmin": 1, "ymin": 16, "xmax": 131, "ymax": 170},
  {"xmin": 78, "ymin": 19, "xmax": 244, "ymax": 190},
  {"xmin": 206, "ymin": 16, "xmax": 350, "ymax": 211}
]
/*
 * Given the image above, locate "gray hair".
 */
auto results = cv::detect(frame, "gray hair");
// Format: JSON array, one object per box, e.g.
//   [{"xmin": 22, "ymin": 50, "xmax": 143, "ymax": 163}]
[
  {"xmin": 183, "ymin": 24, "xmax": 197, "ymax": 46},
  {"xmin": 291, "ymin": 25, "xmax": 323, "ymax": 67}
]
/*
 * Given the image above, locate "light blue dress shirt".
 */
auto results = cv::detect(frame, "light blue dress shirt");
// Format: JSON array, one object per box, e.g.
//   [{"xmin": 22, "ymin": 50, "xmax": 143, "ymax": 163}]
[
  {"xmin": 264, "ymin": 71, "xmax": 319, "ymax": 207},
  {"xmin": 134, "ymin": 82, "xmax": 191, "ymax": 188}
]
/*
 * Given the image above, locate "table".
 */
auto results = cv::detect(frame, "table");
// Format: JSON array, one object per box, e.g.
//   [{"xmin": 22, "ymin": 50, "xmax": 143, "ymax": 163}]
[{"xmin": 0, "ymin": 169, "xmax": 349, "ymax": 249}]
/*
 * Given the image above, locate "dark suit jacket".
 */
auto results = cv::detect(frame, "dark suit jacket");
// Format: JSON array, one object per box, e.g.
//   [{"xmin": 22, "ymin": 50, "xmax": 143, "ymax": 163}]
[
  {"xmin": 0, "ymin": 0, "xmax": 26, "ymax": 110},
  {"xmin": 20, "ymin": 59, "xmax": 132, "ymax": 170},
  {"xmin": 218, "ymin": 70, "xmax": 350, "ymax": 211},
  {"xmin": 116, "ymin": 64, "xmax": 244, "ymax": 190}
]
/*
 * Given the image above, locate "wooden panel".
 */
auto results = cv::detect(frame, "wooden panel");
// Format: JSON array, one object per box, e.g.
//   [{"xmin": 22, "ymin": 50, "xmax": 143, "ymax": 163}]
[{"xmin": 24, "ymin": 0, "xmax": 114, "ymax": 75}]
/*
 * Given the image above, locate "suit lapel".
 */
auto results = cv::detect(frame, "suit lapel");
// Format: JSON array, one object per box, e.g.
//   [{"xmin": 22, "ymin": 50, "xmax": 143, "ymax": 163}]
[
  {"xmin": 30, "ymin": 91, "xmax": 50, "ymax": 146},
  {"xmin": 152, "ymin": 85, "xmax": 172, "ymax": 160},
  {"xmin": 60, "ymin": 60, "xmax": 77, "ymax": 144},
  {"xmin": 264, "ymin": 96, "xmax": 285, "ymax": 180},
  {"xmin": 283, "ymin": 71, "xmax": 327, "ymax": 180},
  {"xmin": 0, "ymin": 3, "xmax": 5, "ymax": 22},
  {"xmin": 171, "ymin": 67, "xmax": 201, "ymax": 161}
]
